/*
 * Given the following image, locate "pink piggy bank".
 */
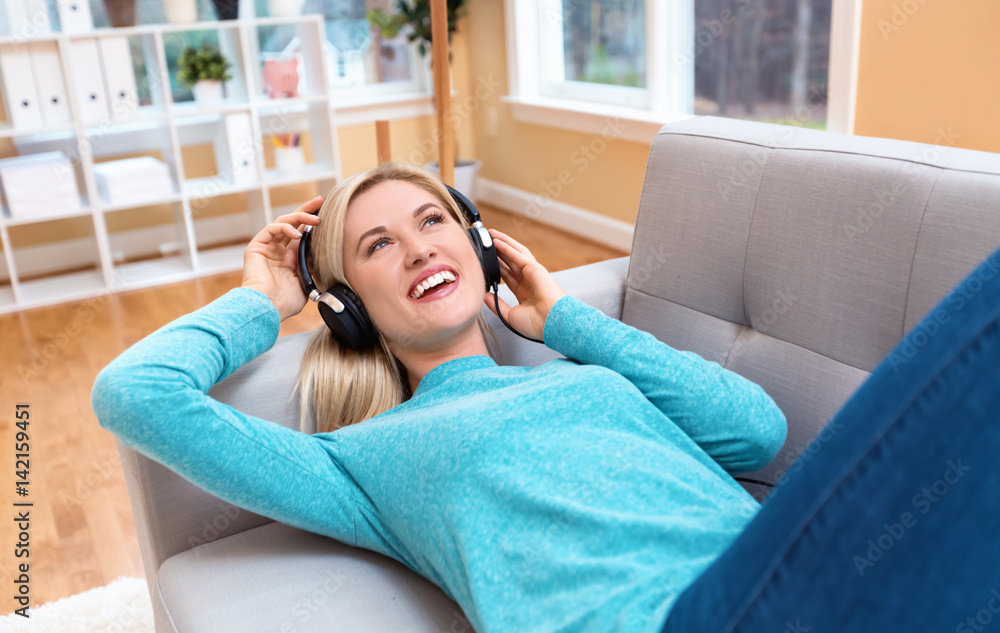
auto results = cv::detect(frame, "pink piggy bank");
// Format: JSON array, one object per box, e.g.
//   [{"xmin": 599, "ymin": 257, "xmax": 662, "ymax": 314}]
[{"xmin": 263, "ymin": 59, "xmax": 299, "ymax": 99}]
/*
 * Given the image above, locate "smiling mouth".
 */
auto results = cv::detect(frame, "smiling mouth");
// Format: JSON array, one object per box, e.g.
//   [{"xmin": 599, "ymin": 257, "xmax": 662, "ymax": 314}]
[{"xmin": 409, "ymin": 270, "xmax": 458, "ymax": 300}]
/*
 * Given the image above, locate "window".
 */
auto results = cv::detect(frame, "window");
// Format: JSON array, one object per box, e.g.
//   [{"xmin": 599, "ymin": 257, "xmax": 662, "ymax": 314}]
[
  {"xmin": 302, "ymin": 0, "xmax": 429, "ymax": 101},
  {"xmin": 540, "ymin": 0, "xmax": 648, "ymax": 108},
  {"xmin": 505, "ymin": 0, "xmax": 694, "ymax": 139},
  {"xmin": 691, "ymin": 0, "xmax": 832, "ymax": 130},
  {"xmin": 507, "ymin": 0, "xmax": 850, "ymax": 137}
]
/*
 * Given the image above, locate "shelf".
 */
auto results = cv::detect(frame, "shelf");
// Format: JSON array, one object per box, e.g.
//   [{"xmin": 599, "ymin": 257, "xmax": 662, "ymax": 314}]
[
  {"xmin": 255, "ymin": 94, "xmax": 329, "ymax": 110},
  {"xmin": 197, "ymin": 243, "xmax": 246, "ymax": 275},
  {"xmin": 3, "ymin": 198, "xmax": 92, "ymax": 226},
  {"xmin": 172, "ymin": 101, "xmax": 252, "ymax": 119},
  {"xmin": 0, "ymin": 284, "xmax": 14, "ymax": 312},
  {"xmin": 0, "ymin": 15, "xmax": 338, "ymax": 314},
  {"xmin": 17, "ymin": 269, "xmax": 106, "ymax": 308},
  {"xmin": 184, "ymin": 176, "xmax": 260, "ymax": 199},
  {"xmin": 0, "ymin": 121, "xmax": 76, "ymax": 139},
  {"xmin": 0, "ymin": 32, "xmax": 58, "ymax": 45},
  {"xmin": 116, "ymin": 255, "xmax": 193, "ymax": 290},
  {"xmin": 264, "ymin": 162, "xmax": 337, "ymax": 187},
  {"xmin": 101, "ymin": 192, "xmax": 183, "ymax": 213},
  {"xmin": 81, "ymin": 106, "xmax": 170, "ymax": 129}
]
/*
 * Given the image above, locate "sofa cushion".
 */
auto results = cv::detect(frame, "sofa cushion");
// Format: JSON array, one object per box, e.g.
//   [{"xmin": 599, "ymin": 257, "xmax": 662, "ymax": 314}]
[
  {"xmin": 157, "ymin": 521, "xmax": 469, "ymax": 633},
  {"xmin": 624, "ymin": 117, "xmax": 1000, "ymax": 495}
]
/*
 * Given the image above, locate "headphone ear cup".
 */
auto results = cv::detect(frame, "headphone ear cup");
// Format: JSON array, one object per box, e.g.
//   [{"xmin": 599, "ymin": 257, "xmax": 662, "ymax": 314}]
[
  {"xmin": 467, "ymin": 226, "xmax": 501, "ymax": 290},
  {"xmin": 316, "ymin": 284, "xmax": 378, "ymax": 350}
]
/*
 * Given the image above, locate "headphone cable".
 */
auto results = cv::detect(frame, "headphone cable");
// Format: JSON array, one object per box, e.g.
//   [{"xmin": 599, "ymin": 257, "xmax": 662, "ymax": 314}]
[{"xmin": 492, "ymin": 285, "xmax": 544, "ymax": 344}]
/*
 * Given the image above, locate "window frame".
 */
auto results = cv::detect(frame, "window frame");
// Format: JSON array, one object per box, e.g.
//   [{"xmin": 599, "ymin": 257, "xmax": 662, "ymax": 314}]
[{"xmin": 504, "ymin": 0, "xmax": 862, "ymax": 140}]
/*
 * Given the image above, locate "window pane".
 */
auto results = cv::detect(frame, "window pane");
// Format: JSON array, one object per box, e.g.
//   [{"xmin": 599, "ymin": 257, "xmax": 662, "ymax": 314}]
[
  {"xmin": 305, "ymin": 0, "xmax": 414, "ymax": 87},
  {"xmin": 561, "ymin": 0, "xmax": 646, "ymax": 88},
  {"xmin": 693, "ymin": 0, "xmax": 831, "ymax": 129}
]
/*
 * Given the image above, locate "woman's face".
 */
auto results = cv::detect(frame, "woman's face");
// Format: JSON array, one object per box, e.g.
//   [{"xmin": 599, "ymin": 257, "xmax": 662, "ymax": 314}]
[{"xmin": 341, "ymin": 179, "xmax": 485, "ymax": 352}]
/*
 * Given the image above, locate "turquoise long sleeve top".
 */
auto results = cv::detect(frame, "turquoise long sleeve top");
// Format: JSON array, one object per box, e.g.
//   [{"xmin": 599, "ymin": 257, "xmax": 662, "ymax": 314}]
[{"xmin": 91, "ymin": 287, "xmax": 787, "ymax": 633}]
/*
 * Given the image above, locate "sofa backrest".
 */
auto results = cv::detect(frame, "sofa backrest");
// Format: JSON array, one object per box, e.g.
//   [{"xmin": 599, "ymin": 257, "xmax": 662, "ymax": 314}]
[{"xmin": 624, "ymin": 116, "xmax": 1000, "ymax": 492}]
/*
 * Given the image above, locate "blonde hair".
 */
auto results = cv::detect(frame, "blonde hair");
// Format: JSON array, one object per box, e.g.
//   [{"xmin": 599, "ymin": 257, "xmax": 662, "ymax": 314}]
[{"xmin": 295, "ymin": 162, "xmax": 497, "ymax": 434}]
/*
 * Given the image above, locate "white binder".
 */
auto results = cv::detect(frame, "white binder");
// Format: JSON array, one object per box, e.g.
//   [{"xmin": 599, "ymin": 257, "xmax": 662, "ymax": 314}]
[
  {"xmin": 0, "ymin": 43, "xmax": 44, "ymax": 128},
  {"xmin": 55, "ymin": 0, "xmax": 94, "ymax": 33},
  {"xmin": 3, "ymin": 0, "xmax": 51, "ymax": 37},
  {"xmin": 99, "ymin": 36, "xmax": 138, "ymax": 121},
  {"xmin": 68, "ymin": 38, "xmax": 110, "ymax": 123},
  {"xmin": 29, "ymin": 41, "xmax": 72, "ymax": 126},
  {"xmin": 214, "ymin": 112, "xmax": 258, "ymax": 187}
]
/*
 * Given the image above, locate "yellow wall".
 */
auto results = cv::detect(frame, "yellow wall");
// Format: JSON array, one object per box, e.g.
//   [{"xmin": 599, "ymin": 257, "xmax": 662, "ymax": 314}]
[{"xmin": 854, "ymin": 0, "xmax": 1000, "ymax": 152}]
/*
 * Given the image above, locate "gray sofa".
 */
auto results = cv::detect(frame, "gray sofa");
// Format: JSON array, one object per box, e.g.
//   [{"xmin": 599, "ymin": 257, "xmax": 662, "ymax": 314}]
[{"xmin": 110, "ymin": 116, "xmax": 1000, "ymax": 633}]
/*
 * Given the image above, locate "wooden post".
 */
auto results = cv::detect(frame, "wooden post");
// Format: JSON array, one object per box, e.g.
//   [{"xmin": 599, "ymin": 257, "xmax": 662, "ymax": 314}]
[
  {"xmin": 430, "ymin": 0, "xmax": 454, "ymax": 186},
  {"xmin": 375, "ymin": 120, "xmax": 391, "ymax": 165}
]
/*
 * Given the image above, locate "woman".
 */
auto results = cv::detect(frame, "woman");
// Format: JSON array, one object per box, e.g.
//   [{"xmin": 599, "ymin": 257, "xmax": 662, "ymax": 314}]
[{"xmin": 92, "ymin": 162, "xmax": 1000, "ymax": 633}]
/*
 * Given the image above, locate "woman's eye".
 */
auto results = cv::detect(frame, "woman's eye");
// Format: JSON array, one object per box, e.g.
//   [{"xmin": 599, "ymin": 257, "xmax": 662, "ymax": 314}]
[
  {"xmin": 424, "ymin": 213, "xmax": 445, "ymax": 227},
  {"xmin": 368, "ymin": 237, "xmax": 390, "ymax": 255}
]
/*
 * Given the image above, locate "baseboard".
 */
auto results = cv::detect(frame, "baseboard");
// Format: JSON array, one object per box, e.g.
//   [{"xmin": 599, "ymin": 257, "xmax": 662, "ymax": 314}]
[{"xmin": 476, "ymin": 178, "xmax": 635, "ymax": 253}]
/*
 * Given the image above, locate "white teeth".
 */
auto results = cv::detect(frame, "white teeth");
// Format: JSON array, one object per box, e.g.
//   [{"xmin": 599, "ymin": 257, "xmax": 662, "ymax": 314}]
[{"xmin": 410, "ymin": 270, "xmax": 456, "ymax": 299}]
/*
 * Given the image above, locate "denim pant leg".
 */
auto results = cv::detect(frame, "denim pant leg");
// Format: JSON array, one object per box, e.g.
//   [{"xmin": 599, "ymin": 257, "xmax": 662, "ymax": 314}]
[{"xmin": 661, "ymin": 247, "xmax": 1000, "ymax": 633}]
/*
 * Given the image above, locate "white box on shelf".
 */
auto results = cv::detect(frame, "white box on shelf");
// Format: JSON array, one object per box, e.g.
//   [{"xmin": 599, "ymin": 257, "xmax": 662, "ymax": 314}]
[
  {"xmin": 68, "ymin": 38, "xmax": 110, "ymax": 123},
  {"xmin": 29, "ymin": 40, "xmax": 72, "ymax": 126},
  {"xmin": 99, "ymin": 36, "xmax": 139, "ymax": 121},
  {"xmin": 93, "ymin": 156, "xmax": 175, "ymax": 206},
  {"xmin": 0, "ymin": 43, "xmax": 44, "ymax": 128},
  {"xmin": 0, "ymin": 151, "xmax": 82, "ymax": 219},
  {"xmin": 55, "ymin": 0, "xmax": 93, "ymax": 32},
  {"xmin": 214, "ymin": 112, "xmax": 258, "ymax": 187}
]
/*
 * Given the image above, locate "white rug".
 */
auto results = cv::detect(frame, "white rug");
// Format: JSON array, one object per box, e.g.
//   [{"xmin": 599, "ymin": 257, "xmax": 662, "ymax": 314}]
[{"xmin": 0, "ymin": 576, "xmax": 154, "ymax": 632}]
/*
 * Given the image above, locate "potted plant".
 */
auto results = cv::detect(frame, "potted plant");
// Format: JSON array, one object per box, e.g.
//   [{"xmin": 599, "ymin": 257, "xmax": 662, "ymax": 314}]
[
  {"xmin": 367, "ymin": 0, "xmax": 482, "ymax": 198},
  {"xmin": 177, "ymin": 45, "xmax": 233, "ymax": 105}
]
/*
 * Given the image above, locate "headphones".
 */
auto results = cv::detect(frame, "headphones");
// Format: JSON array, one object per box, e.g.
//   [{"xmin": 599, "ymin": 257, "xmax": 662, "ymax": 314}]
[{"xmin": 297, "ymin": 184, "xmax": 538, "ymax": 350}]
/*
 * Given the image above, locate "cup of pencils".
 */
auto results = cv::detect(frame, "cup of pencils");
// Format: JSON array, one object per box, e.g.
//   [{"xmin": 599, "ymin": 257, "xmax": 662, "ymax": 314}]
[{"xmin": 273, "ymin": 134, "xmax": 304, "ymax": 173}]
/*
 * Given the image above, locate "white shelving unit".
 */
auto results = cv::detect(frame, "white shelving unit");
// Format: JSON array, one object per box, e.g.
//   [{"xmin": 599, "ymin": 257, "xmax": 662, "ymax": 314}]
[{"xmin": 0, "ymin": 15, "xmax": 342, "ymax": 314}]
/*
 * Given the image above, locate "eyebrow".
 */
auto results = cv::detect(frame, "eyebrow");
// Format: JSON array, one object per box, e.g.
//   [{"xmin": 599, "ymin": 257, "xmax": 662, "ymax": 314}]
[{"xmin": 355, "ymin": 202, "xmax": 441, "ymax": 256}]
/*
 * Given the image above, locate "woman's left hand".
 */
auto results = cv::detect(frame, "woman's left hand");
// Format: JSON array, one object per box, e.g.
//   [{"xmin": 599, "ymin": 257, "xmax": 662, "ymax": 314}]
[{"xmin": 483, "ymin": 229, "xmax": 567, "ymax": 342}]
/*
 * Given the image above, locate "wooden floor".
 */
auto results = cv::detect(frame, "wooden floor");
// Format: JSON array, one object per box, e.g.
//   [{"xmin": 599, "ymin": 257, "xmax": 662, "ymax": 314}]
[{"xmin": 0, "ymin": 202, "xmax": 628, "ymax": 615}]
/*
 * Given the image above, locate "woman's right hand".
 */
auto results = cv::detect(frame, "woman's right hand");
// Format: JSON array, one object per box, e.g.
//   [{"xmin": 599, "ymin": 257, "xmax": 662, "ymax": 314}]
[{"xmin": 241, "ymin": 195, "xmax": 323, "ymax": 322}]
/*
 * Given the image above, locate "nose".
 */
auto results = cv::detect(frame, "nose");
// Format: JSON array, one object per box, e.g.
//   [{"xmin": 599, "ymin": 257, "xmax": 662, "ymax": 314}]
[{"xmin": 404, "ymin": 235, "xmax": 436, "ymax": 268}]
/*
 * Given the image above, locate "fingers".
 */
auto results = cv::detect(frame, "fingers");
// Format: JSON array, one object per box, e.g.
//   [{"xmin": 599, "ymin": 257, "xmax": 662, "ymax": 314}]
[
  {"xmin": 490, "ymin": 229, "xmax": 535, "ymax": 275},
  {"xmin": 483, "ymin": 290, "xmax": 511, "ymax": 318},
  {"xmin": 291, "ymin": 195, "xmax": 324, "ymax": 217}
]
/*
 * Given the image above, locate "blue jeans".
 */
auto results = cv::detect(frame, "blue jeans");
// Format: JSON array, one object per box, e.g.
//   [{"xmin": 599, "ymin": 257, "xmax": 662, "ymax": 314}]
[{"xmin": 661, "ymin": 247, "xmax": 1000, "ymax": 633}]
